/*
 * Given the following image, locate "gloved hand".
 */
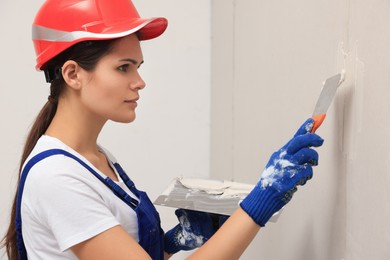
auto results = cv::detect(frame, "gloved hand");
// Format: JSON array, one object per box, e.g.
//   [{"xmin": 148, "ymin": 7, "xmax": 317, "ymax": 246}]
[
  {"xmin": 164, "ymin": 209, "xmax": 227, "ymax": 254},
  {"xmin": 240, "ymin": 118, "xmax": 324, "ymax": 227}
]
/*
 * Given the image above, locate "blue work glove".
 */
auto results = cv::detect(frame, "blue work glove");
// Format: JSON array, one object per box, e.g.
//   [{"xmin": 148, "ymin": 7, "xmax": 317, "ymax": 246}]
[
  {"xmin": 164, "ymin": 209, "xmax": 227, "ymax": 254},
  {"xmin": 240, "ymin": 118, "xmax": 324, "ymax": 227}
]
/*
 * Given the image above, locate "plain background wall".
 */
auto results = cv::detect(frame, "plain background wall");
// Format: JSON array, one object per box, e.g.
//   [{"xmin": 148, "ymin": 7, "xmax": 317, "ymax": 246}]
[
  {"xmin": 0, "ymin": 1, "xmax": 210, "ymax": 259},
  {"xmin": 211, "ymin": 0, "xmax": 389, "ymax": 259}
]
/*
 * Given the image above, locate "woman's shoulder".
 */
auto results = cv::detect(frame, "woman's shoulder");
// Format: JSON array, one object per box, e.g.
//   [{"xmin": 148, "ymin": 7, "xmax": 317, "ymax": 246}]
[
  {"xmin": 29, "ymin": 135, "xmax": 118, "ymax": 163},
  {"xmin": 27, "ymin": 135, "xmax": 72, "ymax": 158},
  {"xmin": 24, "ymin": 136, "xmax": 101, "ymax": 182}
]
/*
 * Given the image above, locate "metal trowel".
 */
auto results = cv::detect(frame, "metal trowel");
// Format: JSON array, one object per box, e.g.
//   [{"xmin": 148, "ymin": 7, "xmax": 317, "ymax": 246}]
[{"xmin": 311, "ymin": 73, "xmax": 344, "ymax": 132}]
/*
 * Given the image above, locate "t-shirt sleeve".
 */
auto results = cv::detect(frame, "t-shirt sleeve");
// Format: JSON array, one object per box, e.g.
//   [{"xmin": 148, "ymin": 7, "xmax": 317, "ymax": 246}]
[{"xmin": 24, "ymin": 156, "xmax": 120, "ymax": 252}]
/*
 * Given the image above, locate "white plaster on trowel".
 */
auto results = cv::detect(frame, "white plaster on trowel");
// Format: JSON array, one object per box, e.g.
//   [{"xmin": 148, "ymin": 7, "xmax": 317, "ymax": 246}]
[
  {"xmin": 161, "ymin": 179, "xmax": 177, "ymax": 196},
  {"xmin": 179, "ymin": 177, "xmax": 254, "ymax": 198}
]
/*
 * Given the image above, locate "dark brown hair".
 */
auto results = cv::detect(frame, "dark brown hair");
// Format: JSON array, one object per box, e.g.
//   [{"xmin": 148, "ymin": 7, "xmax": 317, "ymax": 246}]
[{"xmin": 1, "ymin": 38, "xmax": 118, "ymax": 260}]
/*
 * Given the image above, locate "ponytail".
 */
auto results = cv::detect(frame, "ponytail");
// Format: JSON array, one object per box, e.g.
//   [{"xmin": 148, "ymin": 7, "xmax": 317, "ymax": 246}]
[
  {"xmin": 1, "ymin": 38, "xmax": 117, "ymax": 259},
  {"xmin": 1, "ymin": 79, "xmax": 61, "ymax": 260}
]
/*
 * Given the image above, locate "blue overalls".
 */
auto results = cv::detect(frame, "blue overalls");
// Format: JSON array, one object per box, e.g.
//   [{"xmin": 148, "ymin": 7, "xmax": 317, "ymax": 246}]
[{"xmin": 15, "ymin": 149, "xmax": 164, "ymax": 260}]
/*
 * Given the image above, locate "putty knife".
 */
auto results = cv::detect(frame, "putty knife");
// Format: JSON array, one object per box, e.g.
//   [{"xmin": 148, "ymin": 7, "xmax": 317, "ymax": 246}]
[{"xmin": 311, "ymin": 73, "xmax": 344, "ymax": 132}]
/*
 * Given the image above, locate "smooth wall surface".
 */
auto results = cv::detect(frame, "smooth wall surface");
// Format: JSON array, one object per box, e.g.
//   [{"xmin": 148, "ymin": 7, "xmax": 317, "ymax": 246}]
[
  {"xmin": 0, "ymin": 1, "xmax": 210, "ymax": 259},
  {"xmin": 211, "ymin": 0, "xmax": 389, "ymax": 259}
]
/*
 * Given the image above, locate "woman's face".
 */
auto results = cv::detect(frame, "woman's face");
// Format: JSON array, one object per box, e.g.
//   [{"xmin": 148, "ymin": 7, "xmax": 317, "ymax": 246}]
[{"xmin": 79, "ymin": 34, "xmax": 146, "ymax": 123}]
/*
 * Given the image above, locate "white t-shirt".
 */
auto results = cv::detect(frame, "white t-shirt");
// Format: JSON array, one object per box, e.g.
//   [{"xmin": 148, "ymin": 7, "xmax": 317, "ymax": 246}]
[{"xmin": 21, "ymin": 135, "xmax": 140, "ymax": 259}]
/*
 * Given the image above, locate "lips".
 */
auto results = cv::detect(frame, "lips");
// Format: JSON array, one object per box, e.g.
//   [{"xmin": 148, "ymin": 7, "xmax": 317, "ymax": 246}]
[
  {"xmin": 124, "ymin": 97, "xmax": 139, "ymax": 103},
  {"xmin": 124, "ymin": 97, "xmax": 139, "ymax": 109}
]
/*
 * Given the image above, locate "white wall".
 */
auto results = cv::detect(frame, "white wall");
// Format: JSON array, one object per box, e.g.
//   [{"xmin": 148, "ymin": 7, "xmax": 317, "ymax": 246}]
[
  {"xmin": 0, "ymin": 1, "xmax": 210, "ymax": 259},
  {"xmin": 211, "ymin": 0, "xmax": 389, "ymax": 259}
]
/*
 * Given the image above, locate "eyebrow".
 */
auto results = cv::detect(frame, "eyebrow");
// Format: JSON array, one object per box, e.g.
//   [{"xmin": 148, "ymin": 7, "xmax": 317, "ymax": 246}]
[{"xmin": 119, "ymin": 58, "xmax": 144, "ymax": 67}]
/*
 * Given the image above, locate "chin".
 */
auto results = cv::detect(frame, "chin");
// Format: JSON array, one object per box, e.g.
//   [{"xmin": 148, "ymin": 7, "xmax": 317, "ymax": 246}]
[
  {"xmin": 111, "ymin": 114, "xmax": 136, "ymax": 124},
  {"xmin": 118, "ymin": 117, "xmax": 136, "ymax": 124}
]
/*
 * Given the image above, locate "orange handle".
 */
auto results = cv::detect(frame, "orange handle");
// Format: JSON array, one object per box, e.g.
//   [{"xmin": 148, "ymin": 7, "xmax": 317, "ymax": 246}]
[{"xmin": 311, "ymin": 114, "xmax": 326, "ymax": 133}]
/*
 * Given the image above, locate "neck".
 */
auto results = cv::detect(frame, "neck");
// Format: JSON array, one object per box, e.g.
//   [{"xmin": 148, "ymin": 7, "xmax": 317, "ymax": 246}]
[{"xmin": 45, "ymin": 99, "xmax": 106, "ymax": 156}]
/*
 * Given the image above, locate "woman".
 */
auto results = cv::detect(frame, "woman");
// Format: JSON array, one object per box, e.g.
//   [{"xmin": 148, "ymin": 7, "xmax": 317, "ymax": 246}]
[{"xmin": 1, "ymin": 0, "xmax": 324, "ymax": 259}]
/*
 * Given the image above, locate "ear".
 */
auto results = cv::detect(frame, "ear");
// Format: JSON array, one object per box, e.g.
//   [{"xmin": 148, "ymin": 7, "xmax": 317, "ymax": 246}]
[{"xmin": 61, "ymin": 60, "xmax": 83, "ymax": 90}]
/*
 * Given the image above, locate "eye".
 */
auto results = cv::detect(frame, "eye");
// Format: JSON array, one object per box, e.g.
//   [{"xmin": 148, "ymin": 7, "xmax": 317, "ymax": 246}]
[{"xmin": 117, "ymin": 64, "xmax": 129, "ymax": 72}]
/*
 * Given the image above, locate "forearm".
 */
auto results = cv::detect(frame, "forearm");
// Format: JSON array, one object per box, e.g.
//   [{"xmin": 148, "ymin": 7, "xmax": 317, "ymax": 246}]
[{"xmin": 187, "ymin": 208, "xmax": 260, "ymax": 260}]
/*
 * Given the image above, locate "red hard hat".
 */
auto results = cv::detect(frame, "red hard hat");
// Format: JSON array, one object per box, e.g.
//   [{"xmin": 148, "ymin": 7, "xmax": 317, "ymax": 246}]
[{"xmin": 32, "ymin": 0, "xmax": 168, "ymax": 70}]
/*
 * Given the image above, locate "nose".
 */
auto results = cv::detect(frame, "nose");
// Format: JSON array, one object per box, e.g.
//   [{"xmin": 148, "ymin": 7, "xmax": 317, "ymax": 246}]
[{"xmin": 130, "ymin": 71, "xmax": 146, "ymax": 90}]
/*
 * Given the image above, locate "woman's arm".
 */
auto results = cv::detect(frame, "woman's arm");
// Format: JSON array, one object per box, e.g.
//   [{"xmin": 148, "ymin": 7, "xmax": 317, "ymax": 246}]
[
  {"xmin": 70, "ymin": 210, "xmax": 257, "ymax": 260},
  {"xmin": 188, "ymin": 208, "xmax": 260, "ymax": 260},
  {"xmin": 71, "ymin": 225, "xmax": 152, "ymax": 260},
  {"xmin": 71, "ymin": 225, "xmax": 173, "ymax": 260}
]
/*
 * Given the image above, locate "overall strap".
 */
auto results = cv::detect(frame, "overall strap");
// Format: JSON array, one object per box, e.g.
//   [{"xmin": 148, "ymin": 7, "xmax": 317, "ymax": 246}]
[
  {"xmin": 15, "ymin": 149, "xmax": 138, "ymax": 260},
  {"xmin": 113, "ymin": 162, "xmax": 139, "ymax": 194},
  {"xmin": 16, "ymin": 149, "xmax": 66, "ymax": 259}
]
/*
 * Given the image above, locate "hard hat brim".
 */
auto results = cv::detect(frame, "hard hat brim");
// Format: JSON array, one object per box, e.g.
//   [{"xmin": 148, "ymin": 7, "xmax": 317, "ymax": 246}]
[{"xmin": 34, "ymin": 17, "xmax": 168, "ymax": 70}]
